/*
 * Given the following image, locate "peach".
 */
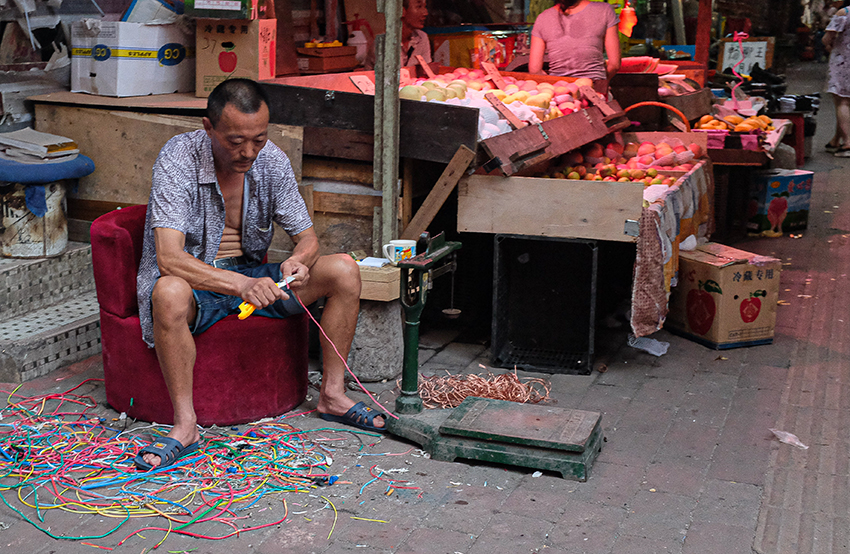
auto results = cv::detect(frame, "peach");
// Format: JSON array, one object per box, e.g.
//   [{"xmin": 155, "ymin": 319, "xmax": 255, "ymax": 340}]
[
  {"xmin": 673, "ymin": 145, "xmax": 688, "ymax": 154},
  {"xmin": 575, "ymin": 165, "xmax": 587, "ymax": 177},
  {"xmin": 466, "ymin": 80, "xmax": 484, "ymax": 91},
  {"xmin": 606, "ymin": 142, "xmax": 624, "ymax": 155},
  {"xmin": 637, "ymin": 142, "xmax": 656, "ymax": 156},
  {"xmin": 553, "ymin": 86, "xmax": 569, "ymax": 95},
  {"xmin": 631, "ymin": 169, "xmax": 645, "ymax": 180},
  {"xmin": 584, "ymin": 173, "xmax": 597, "ymax": 181},
  {"xmin": 565, "ymin": 82, "xmax": 579, "ymax": 96},
  {"xmin": 680, "ymin": 163, "xmax": 694, "ymax": 170},
  {"xmin": 585, "ymin": 142, "xmax": 604, "ymax": 158},
  {"xmin": 554, "ymin": 80, "xmax": 570, "ymax": 87},
  {"xmin": 638, "ymin": 155, "xmax": 654, "ymax": 165},
  {"xmin": 467, "ymin": 69, "xmax": 485, "ymax": 79},
  {"xmin": 454, "ymin": 67, "xmax": 469, "ymax": 75},
  {"xmin": 646, "ymin": 168, "xmax": 658, "ymax": 177},
  {"xmin": 603, "ymin": 176, "xmax": 616, "ymax": 182},
  {"xmin": 574, "ymin": 77, "xmax": 593, "ymax": 89},
  {"xmin": 567, "ymin": 171, "xmax": 581, "ymax": 180},
  {"xmin": 623, "ymin": 142, "xmax": 640, "ymax": 159},
  {"xmin": 655, "ymin": 146, "xmax": 673, "ymax": 159},
  {"xmin": 687, "ymin": 143, "xmax": 703, "ymax": 157},
  {"xmin": 564, "ymin": 151, "xmax": 584, "ymax": 165}
]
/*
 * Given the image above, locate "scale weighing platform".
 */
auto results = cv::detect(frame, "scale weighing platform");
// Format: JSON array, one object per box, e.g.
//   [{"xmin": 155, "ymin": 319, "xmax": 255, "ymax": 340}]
[{"xmin": 387, "ymin": 233, "xmax": 603, "ymax": 481}]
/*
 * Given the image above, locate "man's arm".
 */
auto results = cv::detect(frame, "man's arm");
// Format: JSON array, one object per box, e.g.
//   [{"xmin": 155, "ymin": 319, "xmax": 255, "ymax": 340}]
[
  {"xmin": 279, "ymin": 226, "xmax": 320, "ymax": 288},
  {"xmin": 154, "ymin": 227, "xmax": 287, "ymax": 308}
]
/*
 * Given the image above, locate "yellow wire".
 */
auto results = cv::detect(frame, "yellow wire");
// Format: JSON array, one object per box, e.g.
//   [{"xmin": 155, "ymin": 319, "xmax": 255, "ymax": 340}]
[{"xmin": 322, "ymin": 495, "xmax": 337, "ymax": 540}]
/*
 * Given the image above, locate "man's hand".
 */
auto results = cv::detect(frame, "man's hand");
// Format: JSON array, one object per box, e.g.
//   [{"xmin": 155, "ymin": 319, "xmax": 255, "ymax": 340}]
[
  {"xmin": 238, "ymin": 275, "xmax": 289, "ymax": 308},
  {"xmin": 281, "ymin": 259, "xmax": 310, "ymax": 289}
]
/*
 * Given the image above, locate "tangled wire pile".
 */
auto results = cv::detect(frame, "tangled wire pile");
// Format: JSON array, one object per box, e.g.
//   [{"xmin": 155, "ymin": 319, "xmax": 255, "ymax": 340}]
[
  {"xmin": 416, "ymin": 369, "xmax": 551, "ymax": 409},
  {"xmin": 0, "ymin": 379, "xmax": 412, "ymax": 549}
]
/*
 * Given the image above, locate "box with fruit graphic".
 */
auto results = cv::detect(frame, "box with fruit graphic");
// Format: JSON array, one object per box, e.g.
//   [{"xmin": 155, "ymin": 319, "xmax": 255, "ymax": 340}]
[
  {"xmin": 667, "ymin": 243, "xmax": 781, "ymax": 349},
  {"xmin": 195, "ymin": 18, "xmax": 276, "ymax": 98},
  {"xmin": 746, "ymin": 169, "xmax": 813, "ymax": 237},
  {"xmin": 71, "ymin": 21, "xmax": 195, "ymax": 97}
]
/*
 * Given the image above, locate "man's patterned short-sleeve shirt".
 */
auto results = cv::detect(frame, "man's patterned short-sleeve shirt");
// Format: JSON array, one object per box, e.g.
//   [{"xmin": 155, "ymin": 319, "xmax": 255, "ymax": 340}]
[{"xmin": 136, "ymin": 129, "xmax": 313, "ymax": 347}]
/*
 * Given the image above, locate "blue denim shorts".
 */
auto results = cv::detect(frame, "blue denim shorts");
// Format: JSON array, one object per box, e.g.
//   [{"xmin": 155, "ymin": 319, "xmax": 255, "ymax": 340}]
[{"xmin": 190, "ymin": 262, "xmax": 305, "ymax": 336}]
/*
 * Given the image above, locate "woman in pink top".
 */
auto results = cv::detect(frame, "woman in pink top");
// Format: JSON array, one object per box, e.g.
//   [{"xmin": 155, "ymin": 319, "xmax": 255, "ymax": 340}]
[{"xmin": 529, "ymin": 0, "xmax": 621, "ymax": 81}]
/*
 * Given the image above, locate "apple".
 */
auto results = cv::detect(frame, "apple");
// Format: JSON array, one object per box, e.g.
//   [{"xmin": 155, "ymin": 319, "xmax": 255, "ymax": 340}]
[
  {"xmin": 575, "ymin": 165, "xmax": 588, "ymax": 177},
  {"xmin": 623, "ymin": 142, "xmax": 640, "ymax": 159},
  {"xmin": 638, "ymin": 155, "xmax": 654, "ymax": 165},
  {"xmin": 673, "ymin": 145, "xmax": 688, "ymax": 154},
  {"xmin": 585, "ymin": 143, "xmax": 604, "ymax": 158},
  {"xmin": 567, "ymin": 171, "xmax": 581, "ymax": 180},
  {"xmin": 688, "ymin": 143, "xmax": 703, "ymax": 157},
  {"xmin": 218, "ymin": 45, "xmax": 238, "ymax": 73}
]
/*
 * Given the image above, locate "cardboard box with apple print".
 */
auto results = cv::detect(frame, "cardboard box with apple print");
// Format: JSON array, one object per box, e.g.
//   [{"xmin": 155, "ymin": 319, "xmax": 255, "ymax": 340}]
[
  {"xmin": 196, "ymin": 19, "xmax": 276, "ymax": 98},
  {"xmin": 667, "ymin": 243, "xmax": 781, "ymax": 349},
  {"xmin": 747, "ymin": 169, "xmax": 813, "ymax": 236}
]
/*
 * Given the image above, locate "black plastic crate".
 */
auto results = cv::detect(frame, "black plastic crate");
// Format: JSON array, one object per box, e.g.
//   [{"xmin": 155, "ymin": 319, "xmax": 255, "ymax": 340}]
[{"xmin": 492, "ymin": 234, "xmax": 597, "ymax": 375}]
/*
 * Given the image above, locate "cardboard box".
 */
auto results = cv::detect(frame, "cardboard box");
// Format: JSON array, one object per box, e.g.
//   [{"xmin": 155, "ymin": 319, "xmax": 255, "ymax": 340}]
[
  {"xmin": 71, "ymin": 21, "xmax": 195, "ymax": 97},
  {"xmin": 296, "ymin": 54, "xmax": 359, "ymax": 73},
  {"xmin": 195, "ymin": 19, "xmax": 276, "ymax": 98},
  {"xmin": 185, "ymin": 0, "xmax": 257, "ymax": 20},
  {"xmin": 747, "ymin": 169, "xmax": 813, "ymax": 235},
  {"xmin": 359, "ymin": 265, "xmax": 400, "ymax": 302},
  {"xmin": 667, "ymin": 243, "xmax": 781, "ymax": 349}
]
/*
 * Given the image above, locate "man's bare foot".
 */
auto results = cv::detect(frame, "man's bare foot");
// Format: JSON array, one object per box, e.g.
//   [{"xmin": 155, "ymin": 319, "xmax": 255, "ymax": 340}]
[{"xmin": 141, "ymin": 425, "xmax": 201, "ymax": 468}]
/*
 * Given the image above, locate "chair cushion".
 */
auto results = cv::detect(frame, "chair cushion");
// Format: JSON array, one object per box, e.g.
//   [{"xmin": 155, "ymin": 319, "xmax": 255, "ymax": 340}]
[{"xmin": 90, "ymin": 205, "xmax": 147, "ymax": 318}]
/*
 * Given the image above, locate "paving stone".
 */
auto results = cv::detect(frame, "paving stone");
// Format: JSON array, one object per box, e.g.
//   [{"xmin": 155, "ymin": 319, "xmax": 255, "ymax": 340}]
[
  {"xmin": 421, "ymin": 485, "xmax": 504, "ymax": 534},
  {"xmin": 619, "ymin": 490, "xmax": 694, "ymax": 543},
  {"xmin": 683, "ymin": 522, "xmax": 758, "ymax": 554},
  {"xmin": 465, "ymin": 513, "xmax": 554, "ymax": 554},
  {"xmin": 653, "ymin": 419, "xmax": 720, "ymax": 463},
  {"xmin": 394, "ymin": 526, "xmax": 476, "ymax": 554},
  {"xmin": 611, "ymin": 532, "xmax": 685, "ymax": 553},
  {"xmin": 547, "ymin": 500, "xmax": 625, "ymax": 553},
  {"xmin": 691, "ymin": 479, "xmax": 762, "ymax": 528},
  {"xmin": 643, "ymin": 458, "xmax": 709, "ymax": 498}
]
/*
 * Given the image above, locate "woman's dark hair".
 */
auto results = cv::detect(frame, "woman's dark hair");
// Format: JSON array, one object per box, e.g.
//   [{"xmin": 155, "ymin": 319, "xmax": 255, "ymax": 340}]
[
  {"xmin": 556, "ymin": 0, "xmax": 582, "ymax": 10},
  {"xmin": 206, "ymin": 78, "xmax": 270, "ymax": 128}
]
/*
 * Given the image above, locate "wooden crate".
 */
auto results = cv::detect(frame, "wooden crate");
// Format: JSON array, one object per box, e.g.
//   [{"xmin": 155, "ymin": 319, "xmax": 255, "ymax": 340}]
[
  {"xmin": 458, "ymin": 132, "xmax": 710, "ymax": 242},
  {"xmin": 662, "ymin": 88, "xmax": 713, "ymax": 124},
  {"xmin": 359, "ymin": 265, "xmax": 400, "ymax": 301},
  {"xmin": 457, "ymin": 175, "xmax": 644, "ymax": 242}
]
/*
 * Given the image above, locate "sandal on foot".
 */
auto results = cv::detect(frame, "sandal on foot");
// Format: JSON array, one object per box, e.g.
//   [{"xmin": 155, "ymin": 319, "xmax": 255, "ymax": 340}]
[
  {"xmin": 319, "ymin": 401, "xmax": 388, "ymax": 433},
  {"xmin": 826, "ymin": 143, "xmax": 841, "ymax": 153},
  {"xmin": 134, "ymin": 437, "xmax": 201, "ymax": 471},
  {"xmin": 835, "ymin": 148, "xmax": 850, "ymax": 157}
]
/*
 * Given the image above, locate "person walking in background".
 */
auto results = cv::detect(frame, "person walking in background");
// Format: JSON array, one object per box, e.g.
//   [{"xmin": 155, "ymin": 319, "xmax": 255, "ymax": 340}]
[{"xmin": 823, "ymin": 1, "xmax": 850, "ymax": 155}]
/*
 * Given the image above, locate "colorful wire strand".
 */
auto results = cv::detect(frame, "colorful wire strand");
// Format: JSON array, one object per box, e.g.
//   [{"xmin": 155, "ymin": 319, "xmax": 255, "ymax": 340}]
[{"xmin": 0, "ymin": 382, "xmax": 406, "ymax": 550}]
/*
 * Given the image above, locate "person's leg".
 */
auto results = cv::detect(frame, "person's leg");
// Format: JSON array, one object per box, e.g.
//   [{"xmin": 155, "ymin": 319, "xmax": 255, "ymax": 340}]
[
  {"xmin": 829, "ymin": 94, "xmax": 843, "ymax": 149},
  {"xmin": 836, "ymin": 95, "xmax": 850, "ymax": 152},
  {"xmin": 142, "ymin": 276, "xmax": 201, "ymax": 467},
  {"xmin": 291, "ymin": 254, "xmax": 385, "ymax": 426}
]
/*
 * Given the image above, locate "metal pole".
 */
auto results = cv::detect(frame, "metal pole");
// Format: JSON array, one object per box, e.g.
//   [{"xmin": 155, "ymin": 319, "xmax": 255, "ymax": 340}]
[{"xmin": 375, "ymin": 0, "xmax": 402, "ymax": 247}]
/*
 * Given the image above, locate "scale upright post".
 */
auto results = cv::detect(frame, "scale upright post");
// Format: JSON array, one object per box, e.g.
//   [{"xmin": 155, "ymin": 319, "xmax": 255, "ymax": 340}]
[{"xmin": 395, "ymin": 233, "xmax": 461, "ymax": 414}]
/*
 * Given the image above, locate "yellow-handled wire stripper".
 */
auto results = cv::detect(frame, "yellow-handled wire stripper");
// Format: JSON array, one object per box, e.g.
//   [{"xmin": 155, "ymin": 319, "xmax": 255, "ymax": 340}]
[{"xmin": 237, "ymin": 275, "xmax": 296, "ymax": 320}]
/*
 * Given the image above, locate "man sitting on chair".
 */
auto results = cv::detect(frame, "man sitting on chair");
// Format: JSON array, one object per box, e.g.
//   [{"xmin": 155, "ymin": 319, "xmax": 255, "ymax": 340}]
[{"xmin": 134, "ymin": 78, "xmax": 386, "ymax": 471}]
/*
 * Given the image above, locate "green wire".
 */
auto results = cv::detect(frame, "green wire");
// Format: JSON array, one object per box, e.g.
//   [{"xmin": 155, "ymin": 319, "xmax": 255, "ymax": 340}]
[
  {"xmin": 0, "ymin": 491, "xmax": 130, "ymax": 540},
  {"xmin": 174, "ymin": 498, "xmax": 223, "ymax": 530}
]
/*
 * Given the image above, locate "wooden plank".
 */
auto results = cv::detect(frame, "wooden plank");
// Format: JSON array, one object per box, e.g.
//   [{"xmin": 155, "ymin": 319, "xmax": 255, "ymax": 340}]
[
  {"xmin": 303, "ymin": 127, "xmax": 373, "ymax": 161},
  {"xmin": 313, "ymin": 190, "xmax": 381, "ymax": 216},
  {"xmin": 400, "ymin": 145, "xmax": 476, "ymax": 241},
  {"xmin": 457, "ymin": 174, "xmax": 643, "ymax": 242},
  {"xmin": 302, "ymin": 157, "xmax": 373, "ymax": 184},
  {"xmin": 479, "ymin": 101, "xmax": 628, "ymax": 176},
  {"xmin": 30, "ymin": 91, "xmax": 206, "ymax": 112},
  {"xmin": 662, "ymin": 88, "xmax": 713, "ymax": 123},
  {"xmin": 484, "ymin": 92, "xmax": 523, "ymax": 129},
  {"xmin": 67, "ymin": 199, "xmax": 140, "ymax": 222},
  {"xmin": 274, "ymin": 0, "xmax": 300, "ymax": 75},
  {"xmin": 481, "ymin": 62, "xmax": 507, "ymax": 90},
  {"xmin": 416, "ymin": 55, "xmax": 436, "ymax": 79},
  {"xmin": 34, "ymin": 105, "xmax": 302, "ymax": 210},
  {"xmin": 262, "ymin": 81, "xmax": 479, "ymax": 164},
  {"xmin": 695, "ymin": 0, "xmax": 712, "ymax": 67}
]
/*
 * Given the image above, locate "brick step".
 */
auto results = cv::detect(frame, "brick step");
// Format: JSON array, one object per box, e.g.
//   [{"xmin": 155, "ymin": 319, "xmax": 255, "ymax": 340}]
[
  {"xmin": 0, "ymin": 242, "xmax": 95, "ymax": 322},
  {"xmin": 0, "ymin": 289, "xmax": 101, "ymax": 383}
]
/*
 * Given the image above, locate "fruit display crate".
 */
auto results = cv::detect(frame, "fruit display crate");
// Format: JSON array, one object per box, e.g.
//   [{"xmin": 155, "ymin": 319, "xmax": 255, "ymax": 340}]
[
  {"xmin": 457, "ymin": 131, "xmax": 710, "ymax": 243},
  {"xmin": 261, "ymin": 68, "xmax": 629, "ymax": 173}
]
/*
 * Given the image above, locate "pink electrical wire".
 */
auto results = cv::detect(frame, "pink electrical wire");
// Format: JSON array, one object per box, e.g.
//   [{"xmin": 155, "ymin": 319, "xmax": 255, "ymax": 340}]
[
  {"xmin": 729, "ymin": 31, "xmax": 750, "ymax": 110},
  {"xmin": 292, "ymin": 290, "xmax": 400, "ymax": 420}
]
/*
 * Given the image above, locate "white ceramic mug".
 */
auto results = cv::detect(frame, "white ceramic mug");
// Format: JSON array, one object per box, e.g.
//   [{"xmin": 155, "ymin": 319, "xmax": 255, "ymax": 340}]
[{"xmin": 382, "ymin": 239, "xmax": 416, "ymax": 265}]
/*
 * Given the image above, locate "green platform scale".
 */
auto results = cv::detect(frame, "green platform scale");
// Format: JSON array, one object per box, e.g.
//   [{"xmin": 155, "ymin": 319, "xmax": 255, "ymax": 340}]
[{"xmin": 386, "ymin": 234, "xmax": 604, "ymax": 481}]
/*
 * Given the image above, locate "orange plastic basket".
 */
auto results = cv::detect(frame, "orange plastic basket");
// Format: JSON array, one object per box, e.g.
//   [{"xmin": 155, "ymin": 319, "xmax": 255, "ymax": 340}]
[{"xmin": 623, "ymin": 101, "xmax": 691, "ymax": 132}]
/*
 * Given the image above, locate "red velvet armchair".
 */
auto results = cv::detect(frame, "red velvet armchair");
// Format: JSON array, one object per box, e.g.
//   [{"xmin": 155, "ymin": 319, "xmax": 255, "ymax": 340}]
[{"xmin": 90, "ymin": 204, "xmax": 309, "ymax": 426}]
